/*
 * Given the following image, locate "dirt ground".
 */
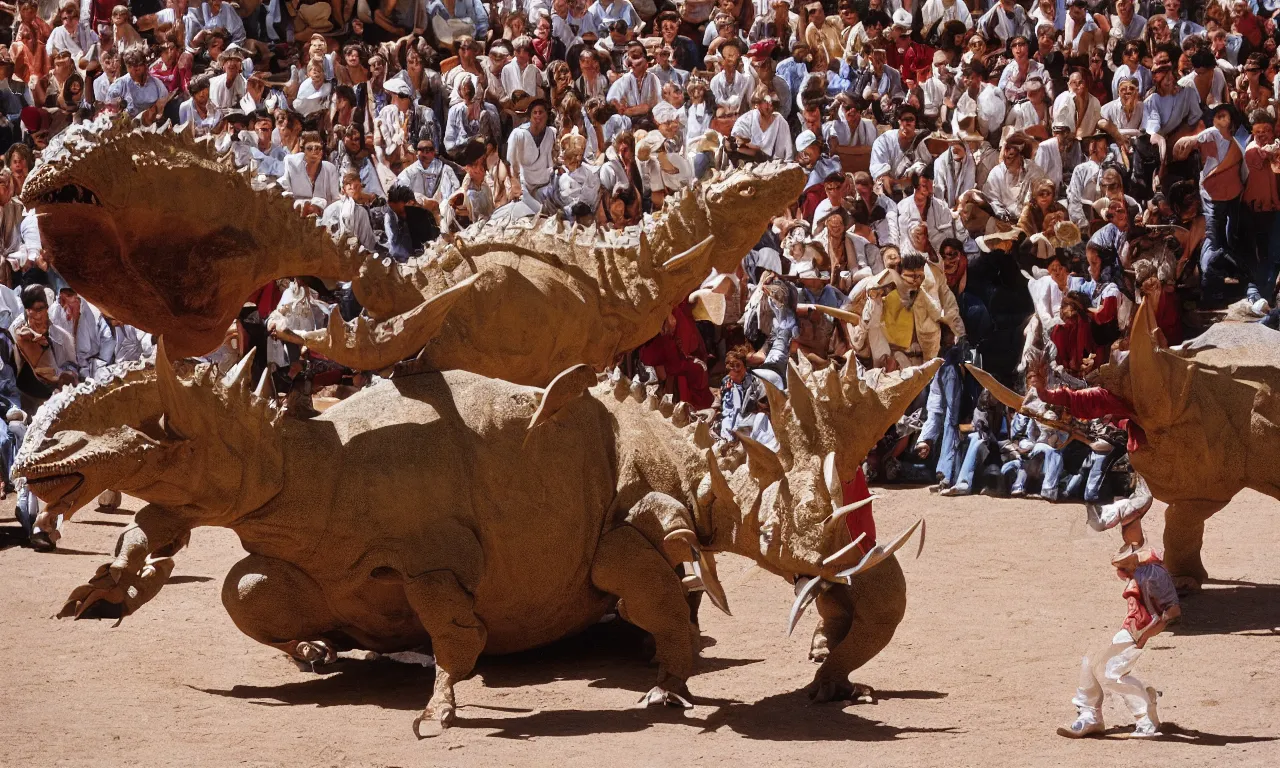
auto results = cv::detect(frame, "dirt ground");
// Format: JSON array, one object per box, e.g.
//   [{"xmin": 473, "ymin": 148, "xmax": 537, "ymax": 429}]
[{"xmin": 0, "ymin": 487, "xmax": 1277, "ymax": 768}]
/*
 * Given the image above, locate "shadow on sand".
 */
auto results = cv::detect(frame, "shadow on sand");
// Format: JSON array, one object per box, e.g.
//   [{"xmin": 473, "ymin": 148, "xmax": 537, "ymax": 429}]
[
  {"xmin": 194, "ymin": 620, "xmax": 955, "ymax": 741},
  {"xmin": 1171, "ymin": 579, "xmax": 1280, "ymax": 637},
  {"xmin": 1097, "ymin": 722, "xmax": 1279, "ymax": 746}
]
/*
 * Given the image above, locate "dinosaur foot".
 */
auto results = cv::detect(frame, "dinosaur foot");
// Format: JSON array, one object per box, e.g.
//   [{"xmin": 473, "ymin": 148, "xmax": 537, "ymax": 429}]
[
  {"xmin": 807, "ymin": 677, "xmax": 874, "ymax": 704},
  {"xmin": 412, "ymin": 702, "xmax": 456, "ymax": 739},
  {"xmin": 287, "ymin": 640, "xmax": 338, "ymax": 672},
  {"xmin": 808, "ymin": 634, "xmax": 830, "ymax": 664},
  {"xmin": 57, "ymin": 557, "xmax": 174, "ymax": 621}
]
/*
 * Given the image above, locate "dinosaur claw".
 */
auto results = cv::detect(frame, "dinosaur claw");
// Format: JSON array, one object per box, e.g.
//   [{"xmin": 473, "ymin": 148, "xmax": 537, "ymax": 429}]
[
  {"xmin": 635, "ymin": 686, "xmax": 694, "ymax": 709},
  {"xmin": 412, "ymin": 703, "xmax": 455, "ymax": 738}
]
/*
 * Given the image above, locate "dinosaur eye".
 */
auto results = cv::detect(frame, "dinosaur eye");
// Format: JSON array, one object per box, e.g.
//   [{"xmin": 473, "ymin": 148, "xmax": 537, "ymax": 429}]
[{"xmin": 739, "ymin": 185, "xmax": 757, "ymax": 198}]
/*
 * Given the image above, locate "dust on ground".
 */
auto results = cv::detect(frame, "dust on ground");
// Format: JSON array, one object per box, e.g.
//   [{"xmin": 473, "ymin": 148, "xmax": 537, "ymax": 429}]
[{"xmin": 1, "ymin": 487, "xmax": 1277, "ymax": 768}]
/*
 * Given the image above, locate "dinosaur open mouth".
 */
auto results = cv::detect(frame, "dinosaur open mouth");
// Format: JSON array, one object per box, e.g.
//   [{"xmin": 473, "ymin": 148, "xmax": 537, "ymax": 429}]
[
  {"xmin": 24, "ymin": 472, "xmax": 85, "ymax": 507},
  {"xmin": 36, "ymin": 184, "xmax": 102, "ymax": 206}
]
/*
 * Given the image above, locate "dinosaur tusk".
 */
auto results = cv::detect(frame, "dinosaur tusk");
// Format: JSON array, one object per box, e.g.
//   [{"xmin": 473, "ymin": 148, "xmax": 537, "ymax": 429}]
[
  {"xmin": 821, "ymin": 532, "xmax": 867, "ymax": 566},
  {"xmin": 824, "ymin": 496, "xmax": 877, "ymax": 528},
  {"xmin": 787, "ymin": 576, "xmax": 827, "ymax": 637},
  {"xmin": 917, "ymin": 518, "xmax": 927, "ymax": 559},
  {"xmin": 692, "ymin": 548, "xmax": 731, "ymax": 616},
  {"xmin": 835, "ymin": 518, "xmax": 925, "ymax": 583}
]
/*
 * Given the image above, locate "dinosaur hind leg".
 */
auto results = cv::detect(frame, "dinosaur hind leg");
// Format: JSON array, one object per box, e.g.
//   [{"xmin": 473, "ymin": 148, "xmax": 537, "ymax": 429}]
[
  {"xmin": 591, "ymin": 525, "xmax": 696, "ymax": 709},
  {"xmin": 1163, "ymin": 498, "xmax": 1228, "ymax": 590},
  {"xmin": 402, "ymin": 569, "xmax": 488, "ymax": 738},
  {"xmin": 221, "ymin": 554, "xmax": 340, "ymax": 666},
  {"xmin": 808, "ymin": 555, "xmax": 908, "ymax": 703}
]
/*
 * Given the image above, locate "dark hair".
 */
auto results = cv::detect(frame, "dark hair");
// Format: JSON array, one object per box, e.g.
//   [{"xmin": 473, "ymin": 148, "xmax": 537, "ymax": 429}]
[
  {"xmin": 188, "ymin": 73, "xmax": 213, "ymax": 96},
  {"xmin": 387, "ymin": 185, "xmax": 415, "ymax": 204},
  {"xmin": 1046, "ymin": 251, "xmax": 1070, "ymax": 269},
  {"xmin": 334, "ymin": 84, "xmax": 358, "ymax": 106},
  {"xmin": 1190, "ymin": 49, "xmax": 1216, "ymax": 70},
  {"xmin": 961, "ymin": 61, "xmax": 988, "ymax": 80},
  {"xmin": 1251, "ymin": 108, "xmax": 1276, "ymax": 127},
  {"xmin": 824, "ymin": 171, "xmax": 845, "ymax": 184},
  {"xmin": 940, "ymin": 237, "xmax": 965, "ymax": 254},
  {"xmin": 21, "ymin": 283, "xmax": 47, "ymax": 309},
  {"xmin": 899, "ymin": 252, "xmax": 927, "ymax": 272},
  {"xmin": 910, "ymin": 163, "xmax": 936, "ymax": 187}
]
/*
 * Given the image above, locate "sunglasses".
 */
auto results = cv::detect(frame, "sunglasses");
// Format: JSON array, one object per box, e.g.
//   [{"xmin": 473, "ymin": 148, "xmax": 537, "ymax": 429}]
[{"xmin": 304, "ymin": 144, "xmax": 324, "ymax": 151}]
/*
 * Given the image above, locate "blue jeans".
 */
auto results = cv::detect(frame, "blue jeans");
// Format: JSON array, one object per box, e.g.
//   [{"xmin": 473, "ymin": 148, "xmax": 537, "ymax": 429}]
[
  {"xmin": 919, "ymin": 363, "xmax": 963, "ymax": 485},
  {"xmin": 1247, "ymin": 210, "xmax": 1280, "ymax": 304},
  {"xmin": 1001, "ymin": 443, "xmax": 1063, "ymax": 499},
  {"xmin": 954, "ymin": 432, "xmax": 989, "ymax": 491},
  {"xmin": 1066, "ymin": 448, "xmax": 1121, "ymax": 503},
  {"xmin": 1201, "ymin": 196, "xmax": 1238, "ymax": 300}
]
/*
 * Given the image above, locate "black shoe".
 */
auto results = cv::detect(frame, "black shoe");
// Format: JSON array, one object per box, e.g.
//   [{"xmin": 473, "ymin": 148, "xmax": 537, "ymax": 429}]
[{"xmin": 29, "ymin": 532, "xmax": 56, "ymax": 551}]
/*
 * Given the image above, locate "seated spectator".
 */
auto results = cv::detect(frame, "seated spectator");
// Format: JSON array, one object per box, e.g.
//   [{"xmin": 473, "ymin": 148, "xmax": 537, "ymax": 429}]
[
  {"xmin": 383, "ymin": 184, "xmax": 441, "ymax": 262},
  {"xmin": 730, "ymin": 84, "xmax": 793, "ymax": 162},
  {"xmin": 279, "ymin": 131, "xmax": 341, "ymax": 215}
]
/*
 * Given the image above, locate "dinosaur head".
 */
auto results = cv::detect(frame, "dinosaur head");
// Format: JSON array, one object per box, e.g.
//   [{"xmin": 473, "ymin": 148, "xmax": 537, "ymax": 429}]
[
  {"xmin": 14, "ymin": 342, "xmax": 284, "ymax": 524},
  {"xmin": 699, "ymin": 162, "xmax": 806, "ymax": 256},
  {"xmin": 21, "ymin": 119, "xmax": 362, "ymax": 358},
  {"xmin": 718, "ymin": 357, "xmax": 940, "ymax": 579}
]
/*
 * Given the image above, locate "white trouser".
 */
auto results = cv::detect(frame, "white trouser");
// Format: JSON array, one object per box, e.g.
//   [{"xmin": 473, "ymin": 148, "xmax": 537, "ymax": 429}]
[{"xmin": 1071, "ymin": 630, "xmax": 1153, "ymax": 722}]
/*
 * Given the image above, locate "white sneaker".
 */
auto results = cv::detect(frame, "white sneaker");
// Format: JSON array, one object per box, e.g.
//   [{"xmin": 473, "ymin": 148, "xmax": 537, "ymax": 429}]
[
  {"xmin": 1057, "ymin": 715, "xmax": 1104, "ymax": 738},
  {"xmin": 1131, "ymin": 716, "xmax": 1160, "ymax": 738},
  {"xmin": 940, "ymin": 482, "xmax": 970, "ymax": 497},
  {"xmin": 1252, "ymin": 298, "xmax": 1271, "ymax": 316}
]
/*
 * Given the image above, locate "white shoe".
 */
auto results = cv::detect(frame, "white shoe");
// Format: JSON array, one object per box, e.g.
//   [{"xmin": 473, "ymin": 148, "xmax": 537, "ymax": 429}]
[
  {"xmin": 1057, "ymin": 715, "xmax": 1104, "ymax": 738},
  {"xmin": 1085, "ymin": 503, "xmax": 1106, "ymax": 531},
  {"xmin": 940, "ymin": 482, "xmax": 969, "ymax": 497},
  {"xmin": 1252, "ymin": 298, "xmax": 1271, "ymax": 316},
  {"xmin": 1131, "ymin": 716, "xmax": 1160, "ymax": 738}
]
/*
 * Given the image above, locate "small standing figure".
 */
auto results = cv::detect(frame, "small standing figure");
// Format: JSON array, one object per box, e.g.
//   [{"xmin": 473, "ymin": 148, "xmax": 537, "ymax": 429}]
[{"xmin": 1059, "ymin": 529, "xmax": 1182, "ymax": 739}]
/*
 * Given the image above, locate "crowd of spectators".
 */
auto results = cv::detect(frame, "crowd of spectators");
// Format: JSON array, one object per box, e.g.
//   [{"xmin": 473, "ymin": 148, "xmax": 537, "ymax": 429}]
[{"xmin": 5, "ymin": 0, "xmax": 1280, "ymax": 548}]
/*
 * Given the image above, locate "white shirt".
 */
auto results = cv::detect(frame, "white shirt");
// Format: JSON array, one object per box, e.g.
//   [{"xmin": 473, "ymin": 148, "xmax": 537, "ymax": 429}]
[
  {"xmin": 500, "ymin": 59, "xmax": 542, "ymax": 98},
  {"xmin": 983, "ymin": 160, "xmax": 1047, "ymax": 219},
  {"xmin": 823, "ymin": 115, "xmax": 877, "ymax": 148},
  {"xmin": 209, "ymin": 72, "xmax": 246, "ymax": 110},
  {"xmin": 106, "ymin": 75, "xmax": 169, "ymax": 116},
  {"xmin": 607, "ymin": 70, "xmax": 661, "ymax": 110},
  {"xmin": 888, "ymin": 194, "xmax": 957, "ymax": 252},
  {"xmin": 952, "ymin": 84, "xmax": 1007, "ymax": 138},
  {"xmin": 278, "ymin": 154, "xmax": 341, "ymax": 209},
  {"xmin": 46, "ymin": 24, "xmax": 97, "ymax": 58},
  {"xmin": 506, "ymin": 124, "xmax": 558, "ymax": 189},
  {"xmin": 731, "ymin": 109, "xmax": 793, "ymax": 161}
]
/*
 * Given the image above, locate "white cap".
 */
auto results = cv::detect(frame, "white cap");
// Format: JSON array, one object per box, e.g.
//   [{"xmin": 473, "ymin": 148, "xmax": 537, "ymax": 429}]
[
  {"xmin": 892, "ymin": 8, "xmax": 912, "ymax": 27},
  {"xmin": 795, "ymin": 129, "xmax": 819, "ymax": 152},
  {"xmin": 384, "ymin": 77, "xmax": 413, "ymax": 97},
  {"xmin": 652, "ymin": 101, "xmax": 679, "ymax": 124}
]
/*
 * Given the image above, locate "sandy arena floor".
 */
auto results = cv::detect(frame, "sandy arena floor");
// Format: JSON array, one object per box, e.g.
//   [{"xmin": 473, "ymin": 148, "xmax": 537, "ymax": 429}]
[{"xmin": 0, "ymin": 487, "xmax": 1276, "ymax": 768}]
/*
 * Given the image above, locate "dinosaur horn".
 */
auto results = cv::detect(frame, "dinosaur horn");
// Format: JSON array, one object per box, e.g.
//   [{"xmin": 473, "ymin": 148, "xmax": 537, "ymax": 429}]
[
  {"xmin": 786, "ymin": 575, "xmax": 828, "ymax": 636},
  {"xmin": 1127, "ymin": 296, "xmax": 1193, "ymax": 429},
  {"xmin": 661, "ymin": 234, "xmax": 717, "ymax": 272},
  {"xmin": 965, "ymin": 363, "xmax": 1026, "ymax": 411},
  {"xmin": 691, "ymin": 549, "xmax": 732, "ymax": 616},
  {"xmin": 155, "ymin": 338, "xmax": 191, "ymax": 439},
  {"xmin": 822, "ymin": 452, "xmax": 843, "ymax": 505},
  {"xmin": 821, "ymin": 531, "xmax": 867, "ymax": 566},
  {"xmin": 785, "ymin": 361, "xmax": 819, "ymax": 443},
  {"xmin": 526, "ymin": 364, "xmax": 597, "ymax": 437},
  {"xmin": 277, "ymin": 276, "xmax": 477, "ymax": 372},
  {"xmin": 824, "ymin": 496, "xmax": 877, "ymax": 529},
  {"xmin": 734, "ymin": 429, "xmax": 785, "ymax": 486},
  {"xmin": 803, "ymin": 304, "xmax": 860, "ymax": 326},
  {"xmin": 221, "ymin": 347, "xmax": 257, "ymax": 394}
]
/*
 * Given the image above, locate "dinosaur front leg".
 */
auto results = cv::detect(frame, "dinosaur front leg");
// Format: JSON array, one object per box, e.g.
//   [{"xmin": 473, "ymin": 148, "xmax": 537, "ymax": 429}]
[
  {"xmin": 1163, "ymin": 498, "xmax": 1228, "ymax": 590},
  {"xmin": 808, "ymin": 556, "xmax": 907, "ymax": 704},
  {"xmin": 592, "ymin": 525, "xmax": 696, "ymax": 708},
  {"xmin": 59, "ymin": 505, "xmax": 191, "ymax": 620},
  {"xmin": 402, "ymin": 570, "xmax": 488, "ymax": 738},
  {"xmin": 808, "ymin": 581, "xmax": 854, "ymax": 665}
]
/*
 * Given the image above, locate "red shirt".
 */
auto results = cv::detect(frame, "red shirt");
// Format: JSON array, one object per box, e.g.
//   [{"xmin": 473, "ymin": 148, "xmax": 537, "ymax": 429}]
[
  {"xmin": 1039, "ymin": 386, "xmax": 1144, "ymax": 453},
  {"xmin": 840, "ymin": 466, "xmax": 876, "ymax": 550}
]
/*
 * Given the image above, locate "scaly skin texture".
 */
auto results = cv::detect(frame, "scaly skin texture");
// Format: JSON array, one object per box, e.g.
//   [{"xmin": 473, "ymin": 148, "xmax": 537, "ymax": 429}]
[
  {"xmin": 14, "ymin": 341, "xmax": 937, "ymax": 733},
  {"xmin": 1120, "ymin": 305, "xmax": 1280, "ymax": 588},
  {"xmin": 22, "ymin": 119, "xmax": 804, "ymax": 385}
]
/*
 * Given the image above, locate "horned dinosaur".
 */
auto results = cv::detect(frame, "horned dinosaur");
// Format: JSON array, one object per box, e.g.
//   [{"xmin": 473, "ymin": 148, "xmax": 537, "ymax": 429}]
[
  {"xmin": 20, "ymin": 119, "xmax": 804, "ymax": 386},
  {"xmin": 15, "ymin": 332, "xmax": 936, "ymax": 735},
  {"xmin": 971, "ymin": 301, "xmax": 1280, "ymax": 589}
]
